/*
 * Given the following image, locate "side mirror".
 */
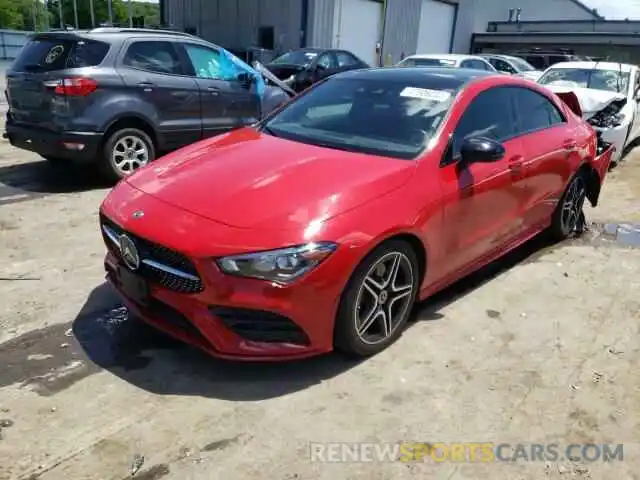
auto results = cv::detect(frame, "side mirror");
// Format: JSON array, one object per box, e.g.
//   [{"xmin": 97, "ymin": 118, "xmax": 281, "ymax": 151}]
[
  {"xmin": 237, "ymin": 72, "xmax": 255, "ymax": 89},
  {"xmin": 460, "ymin": 137, "xmax": 505, "ymax": 164}
]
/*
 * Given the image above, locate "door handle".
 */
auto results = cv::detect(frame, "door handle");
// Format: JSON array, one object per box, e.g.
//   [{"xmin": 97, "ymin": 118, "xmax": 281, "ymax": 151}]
[
  {"xmin": 207, "ymin": 86, "xmax": 220, "ymax": 95},
  {"xmin": 137, "ymin": 81, "xmax": 155, "ymax": 92},
  {"xmin": 563, "ymin": 139, "xmax": 577, "ymax": 150},
  {"xmin": 508, "ymin": 155, "xmax": 524, "ymax": 169}
]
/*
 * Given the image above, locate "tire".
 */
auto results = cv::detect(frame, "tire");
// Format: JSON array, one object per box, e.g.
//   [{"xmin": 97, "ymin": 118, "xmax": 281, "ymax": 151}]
[
  {"xmin": 42, "ymin": 156, "xmax": 66, "ymax": 165},
  {"xmin": 100, "ymin": 128, "xmax": 155, "ymax": 182},
  {"xmin": 334, "ymin": 240, "xmax": 420, "ymax": 358},
  {"xmin": 548, "ymin": 170, "xmax": 588, "ymax": 241}
]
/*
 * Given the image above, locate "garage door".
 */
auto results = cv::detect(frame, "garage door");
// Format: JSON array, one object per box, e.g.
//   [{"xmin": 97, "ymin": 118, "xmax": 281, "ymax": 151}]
[
  {"xmin": 333, "ymin": 0, "xmax": 383, "ymax": 66},
  {"xmin": 416, "ymin": 0, "xmax": 455, "ymax": 54}
]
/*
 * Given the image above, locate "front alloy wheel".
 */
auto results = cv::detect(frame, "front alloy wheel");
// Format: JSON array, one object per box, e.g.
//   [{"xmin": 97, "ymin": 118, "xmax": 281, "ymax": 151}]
[
  {"xmin": 335, "ymin": 240, "xmax": 419, "ymax": 358},
  {"xmin": 355, "ymin": 252, "xmax": 415, "ymax": 345}
]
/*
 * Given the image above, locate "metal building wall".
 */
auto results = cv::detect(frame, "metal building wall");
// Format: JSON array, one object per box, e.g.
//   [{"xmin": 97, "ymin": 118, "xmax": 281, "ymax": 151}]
[
  {"xmin": 164, "ymin": 0, "xmax": 305, "ymax": 53},
  {"xmin": 306, "ymin": 0, "xmax": 335, "ymax": 48},
  {"xmin": 381, "ymin": 0, "xmax": 422, "ymax": 65}
]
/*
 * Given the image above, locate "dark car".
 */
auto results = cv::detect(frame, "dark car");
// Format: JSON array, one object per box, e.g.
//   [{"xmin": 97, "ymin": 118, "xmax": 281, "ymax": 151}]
[
  {"xmin": 263, "ymin": 48, "xmax": 369, "ymax": 93},
  {"xmin": 3, "ymin": 28, "xmax": 290, "ymax": 181}
]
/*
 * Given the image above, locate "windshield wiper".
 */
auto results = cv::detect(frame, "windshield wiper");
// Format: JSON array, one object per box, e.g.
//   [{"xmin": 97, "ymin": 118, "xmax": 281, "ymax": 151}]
[
  {"xmin": 261, "ymin": 125, "xmax": 281, "ymax": 137},
  {"xmin": 23, "ymin": 63, "xmax": 44, "ymax": 72}
]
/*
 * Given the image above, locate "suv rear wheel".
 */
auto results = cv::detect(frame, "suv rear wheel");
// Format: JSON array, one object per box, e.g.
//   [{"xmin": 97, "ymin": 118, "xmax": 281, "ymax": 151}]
[{"xmin": 101, "ymin": 128, "xmax": 155, "ymax": 182}]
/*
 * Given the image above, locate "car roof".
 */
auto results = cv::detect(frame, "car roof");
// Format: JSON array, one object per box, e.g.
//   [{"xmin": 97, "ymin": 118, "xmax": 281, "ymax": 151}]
[
  {"xmin": 334, "ymin": 66, "xmax": 495, "ymax": 87},
  {"xmin": 405, "ymin": 54, "xmax": 485, "ymax": 62},
  {"xmin": 482, "ymin": 54, "xmax": 524, "ymax": 62},
  {"xmin": 545, "ymin": 61, "xmax": 636, "ymax": 72},
  {"xmin": 33, "ymin": 27, "xmax": 197, "ymax": 42}
]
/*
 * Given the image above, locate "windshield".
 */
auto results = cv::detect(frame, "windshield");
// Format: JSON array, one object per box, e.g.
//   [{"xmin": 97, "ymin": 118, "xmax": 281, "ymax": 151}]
[
  {"xmin": 399, "ymin": 58, "xmax": 457, "ymax": 68},
  {"xmin": 271, "ymin": 50, "xmax": 319, "ymax": 67},
  {"xmin": 538, "ymin": 68, "xmax": 630, "ymax": 93},
  {"xmin": 508, "ymin": 57, "xmax": 536, "ymax": 72},
  {"xmin": 261, "ymin": 77, "xmax": 458, "ymax": 160}
]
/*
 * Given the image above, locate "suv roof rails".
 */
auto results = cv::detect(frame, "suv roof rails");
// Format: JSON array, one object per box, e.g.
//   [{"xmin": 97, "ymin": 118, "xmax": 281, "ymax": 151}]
[{"xmin": 88, "ymin": 27, "xmax": 196, "ymax": 37}]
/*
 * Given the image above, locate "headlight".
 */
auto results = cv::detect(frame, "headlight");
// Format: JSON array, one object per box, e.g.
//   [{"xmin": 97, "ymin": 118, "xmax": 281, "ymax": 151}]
[{"xmin": 216, "ymin": 242, "xmax": 337, "ymax": 283}]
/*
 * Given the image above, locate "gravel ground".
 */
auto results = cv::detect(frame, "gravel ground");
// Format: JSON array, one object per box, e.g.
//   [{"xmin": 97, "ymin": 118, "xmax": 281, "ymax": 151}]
[{"xmin": 0, "ymin": 106, "xmax": 639, "ymax": 480}]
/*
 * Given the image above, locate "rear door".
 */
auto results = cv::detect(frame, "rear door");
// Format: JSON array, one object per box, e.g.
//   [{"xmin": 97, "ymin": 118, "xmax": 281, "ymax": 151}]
[
  {"xmin": 178, "ymin": 42, "xmax": 260, "ymax": 137},
  {"xmin": 6, "ymin": 34, "xmax": 109, "ymax": 131},
  {"xmin": 118, "ymin": 39, "xmax": 202, "ymax": 150},
  {"xmin": 512, "ymin": 86, "xmax": 575, "ymax": 227}
]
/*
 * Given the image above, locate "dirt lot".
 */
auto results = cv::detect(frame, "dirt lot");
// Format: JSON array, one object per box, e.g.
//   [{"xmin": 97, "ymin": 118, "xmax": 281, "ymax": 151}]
[{"xmin": 1, "ymin": 104, "xmax": 639, "ymax": 480}]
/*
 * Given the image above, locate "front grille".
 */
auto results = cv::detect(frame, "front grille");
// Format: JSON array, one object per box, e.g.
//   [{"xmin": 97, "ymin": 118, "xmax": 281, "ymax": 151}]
[
  {"xmin": 100, "ymin": 213, "xmax": 204, "ymax": 293},
  {"xmin": 210, "ymin": 306, "xmax": 309, "ymax": 345}
]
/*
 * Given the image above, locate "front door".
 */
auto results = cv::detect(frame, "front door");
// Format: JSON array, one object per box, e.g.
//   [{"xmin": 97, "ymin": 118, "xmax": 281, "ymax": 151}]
[
  {"xmin": 438, "ymin": 86, "xmax": 529, "ymax": 277},
  {"xmin": 119, "ymin": 39, "xmax": 202, "ymax": 151},
  {"xmin": 180, "ymin": 43, "xmax": 260, "ymax": 137}
]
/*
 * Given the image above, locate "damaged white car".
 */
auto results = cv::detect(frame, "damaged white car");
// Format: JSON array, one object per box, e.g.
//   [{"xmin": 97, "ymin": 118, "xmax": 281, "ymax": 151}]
[{"xmin": 538, "ymin": 61, "xmax": 640, "ymax": 165}]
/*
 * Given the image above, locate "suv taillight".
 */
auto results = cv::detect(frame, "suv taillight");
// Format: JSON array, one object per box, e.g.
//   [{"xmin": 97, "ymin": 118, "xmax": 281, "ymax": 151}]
[{"xmin": 50, "ymin": 77, "xmax": 98, "ymax": 96}]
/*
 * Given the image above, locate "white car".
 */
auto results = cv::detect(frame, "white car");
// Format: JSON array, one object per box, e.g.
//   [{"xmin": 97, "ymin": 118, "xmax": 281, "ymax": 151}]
[
  {"xmin": 480, "ymin": 54, "xmax": 543, "ymax": 81},
  {"xmin": 537, "ymin": 61, "xmax": 640, "ymax": 165},
  {"xmin": 396, "ymin": 54, "xmax": 497, "ymax": 73}
]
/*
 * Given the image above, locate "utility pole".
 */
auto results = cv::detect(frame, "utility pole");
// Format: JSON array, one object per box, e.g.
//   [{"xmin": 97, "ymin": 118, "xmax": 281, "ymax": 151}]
[
  {"xmin": 89, "ymin": 0, "xmax": 95, "ymax": 27},
  {"xmin": 108, "ymin": 0, "xmax": 113, "ymax": 25},
  {"xmin": 128, "ymin": 0, "xmax": 133, "ymax": 27},
  {"xmin": 58, "ymin": 0, "xmax": 64, "ymax": 28},
  {"xmin": 73, "ymin": 0, "xmax": 79, "ymax": 28},
  {"xmin": 32, "ymin": 0, "xmax": 38, "ymax": 31}
]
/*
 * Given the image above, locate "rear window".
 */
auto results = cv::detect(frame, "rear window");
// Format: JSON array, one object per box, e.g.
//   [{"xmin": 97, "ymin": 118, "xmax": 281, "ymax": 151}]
[{"xmin": 12, "ymin": 37, "xmax": 109, "ymax": 72}]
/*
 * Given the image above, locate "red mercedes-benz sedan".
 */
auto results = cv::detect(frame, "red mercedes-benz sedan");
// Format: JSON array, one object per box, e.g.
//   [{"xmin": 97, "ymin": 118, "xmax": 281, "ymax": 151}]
[{"xmin": 99, "ymin": 67, "xmax": 613, "ymax": 361}]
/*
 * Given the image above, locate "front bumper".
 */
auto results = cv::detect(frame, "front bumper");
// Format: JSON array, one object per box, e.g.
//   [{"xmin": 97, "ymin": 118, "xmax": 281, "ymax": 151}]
[
  {"xmin": 4, "ymin": 120, "xmax": 101, "ymax": 162},
  {"xmin": 598, "ymin": 122, "xmax": 628, "ymax": 164},
  {"xmin": 104, "ymin": 251, "xmax": 337, "ymax": 361}
]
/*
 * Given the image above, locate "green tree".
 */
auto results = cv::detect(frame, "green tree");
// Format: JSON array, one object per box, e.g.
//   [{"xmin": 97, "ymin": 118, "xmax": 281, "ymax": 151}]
[
  {"xmin": 0, "ymin": 0, "xmax": 25, "ymax": 29},
  {"xmin": 46, "ymin": 0, "xmax": 159, "ymax": 29}
]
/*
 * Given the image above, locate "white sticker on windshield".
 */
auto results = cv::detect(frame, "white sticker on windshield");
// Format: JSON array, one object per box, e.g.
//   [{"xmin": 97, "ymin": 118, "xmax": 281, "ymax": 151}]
[{"xmin": 400, "ymin": 87, "xmax": 451, "ymax": 102}]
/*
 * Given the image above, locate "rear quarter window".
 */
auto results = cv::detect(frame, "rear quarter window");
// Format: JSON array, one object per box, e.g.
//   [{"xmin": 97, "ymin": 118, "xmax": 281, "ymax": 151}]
[{"xmin": 12, "ymin": 38, "xmax": 109, "ymax": 72}]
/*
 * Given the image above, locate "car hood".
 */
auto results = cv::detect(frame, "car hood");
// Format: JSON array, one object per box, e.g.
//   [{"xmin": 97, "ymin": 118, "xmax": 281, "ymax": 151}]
[
  {"xmin": 126, "ymin": 128, "xmax": 416, "ymax": 231},
  {"xmin": 545, "ymin": 84, "xmax": 627, "ymax": 119}
]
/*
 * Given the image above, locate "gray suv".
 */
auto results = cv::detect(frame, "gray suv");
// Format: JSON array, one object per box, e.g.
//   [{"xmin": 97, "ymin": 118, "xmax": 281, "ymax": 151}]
[{"xmin": 3, "ymin": 28, "xmax": 290, "ymax": 181}]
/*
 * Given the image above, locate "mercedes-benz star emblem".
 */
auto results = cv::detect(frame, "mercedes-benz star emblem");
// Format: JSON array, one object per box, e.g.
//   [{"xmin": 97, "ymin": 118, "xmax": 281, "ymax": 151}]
[
  {"xmin": 119, "ymin": 234, "xmax": 140, "ymax": 271},
  {"xmin": 132, "ymin": 210, "xmax": 144, "ymax": 219}
]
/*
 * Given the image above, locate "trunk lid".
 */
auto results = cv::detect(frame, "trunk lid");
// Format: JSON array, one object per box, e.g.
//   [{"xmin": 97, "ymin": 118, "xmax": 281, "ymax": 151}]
[{"xmin": 6, "ymin": 34, "xmax": 109, "ymax": 131}]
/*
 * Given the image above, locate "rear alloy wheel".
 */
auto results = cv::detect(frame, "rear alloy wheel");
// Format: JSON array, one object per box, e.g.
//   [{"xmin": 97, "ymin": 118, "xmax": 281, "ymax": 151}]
[
  {"xmin": 102, "ymin": 128, "xmax": 155, "ymax": 182},
  {"xmin": 549, "ymin": 172, "xmax": 588, "ymax": 240},
  {"xmin": 334, "ymin": 241, "xmax": 419, "ymax": 358}
]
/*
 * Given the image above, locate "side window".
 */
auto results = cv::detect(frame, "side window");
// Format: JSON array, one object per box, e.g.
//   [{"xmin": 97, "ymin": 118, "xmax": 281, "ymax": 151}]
[
  {"xmin": 316, "ymin": 52, "xmax": 335, "ymax": 71},
  {"xmin": 336, "ymin": 51, "xmax": 359, "ymax": 67},
  {"xmin": 122, "ymin": 41, "xmax": 182, "ymax": 75},
  {"xmin": 461, "ymin": 59, "xmax": 487, "ymax": 71},
  {"xmin": 183, "ymin": 44, "xmax": 238, "ymax": 80},
  {"xmin": 513, "ymin": 87, "xmax": 565, "ymax": 134},
  {"xmin": 452, "ymin": 87, "xmax": 515, "ymax": 157},
  {"xmin": 495, "ymin": 59, "xmax": 516, "ymax": 74}
]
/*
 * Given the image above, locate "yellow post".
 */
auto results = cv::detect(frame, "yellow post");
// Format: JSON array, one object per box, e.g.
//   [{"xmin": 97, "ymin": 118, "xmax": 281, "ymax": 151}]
[{"xmin": 384, "ymin": 53, "xmax": 393, "ymax": 66}]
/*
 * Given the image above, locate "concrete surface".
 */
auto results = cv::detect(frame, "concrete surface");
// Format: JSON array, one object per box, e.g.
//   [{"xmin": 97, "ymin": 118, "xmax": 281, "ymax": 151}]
[{"xmin": 0, "ymin": 107, "xmax": 639, "ymax": 480}]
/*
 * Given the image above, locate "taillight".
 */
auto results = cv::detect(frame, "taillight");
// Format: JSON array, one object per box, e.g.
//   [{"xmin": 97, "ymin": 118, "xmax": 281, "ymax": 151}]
[{"xmin": 51, "ymin": 77, "xmax": 98, "ymax": 96}]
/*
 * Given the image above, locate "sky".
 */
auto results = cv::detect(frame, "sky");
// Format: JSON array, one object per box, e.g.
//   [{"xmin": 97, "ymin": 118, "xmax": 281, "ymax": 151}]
[{"xmin": 582, "ymin": 0, "xmax": 640, "ymax": 19}]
